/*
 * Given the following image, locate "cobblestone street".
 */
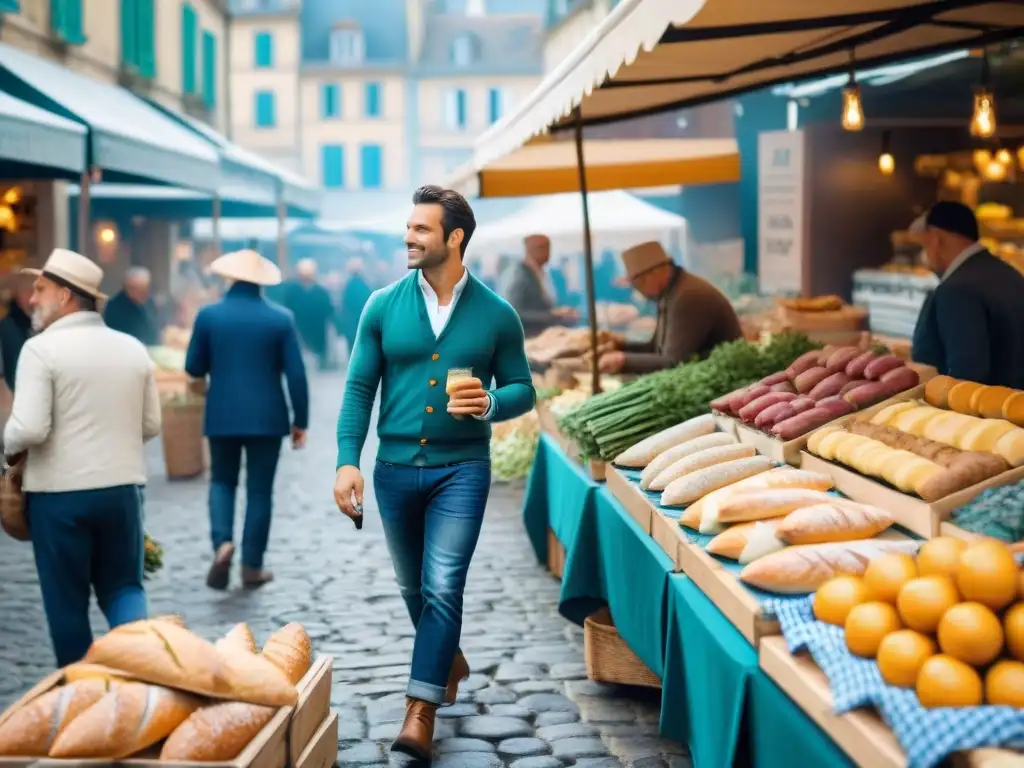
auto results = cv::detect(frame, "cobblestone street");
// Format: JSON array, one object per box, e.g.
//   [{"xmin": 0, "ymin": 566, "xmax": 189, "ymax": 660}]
[{"xmin": 0, "ymin": 371, "xmax": 689, "ymax": 767}]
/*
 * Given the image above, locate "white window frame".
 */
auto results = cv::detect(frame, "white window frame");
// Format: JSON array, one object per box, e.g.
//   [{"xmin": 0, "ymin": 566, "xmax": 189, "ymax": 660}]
[
  {"xmin": 444, "ymin": 88, "xmax": 467, "ymax": 131},
  {"xmin": 330, "ymin": 28, "xmax": 364, "ymax": 65}
]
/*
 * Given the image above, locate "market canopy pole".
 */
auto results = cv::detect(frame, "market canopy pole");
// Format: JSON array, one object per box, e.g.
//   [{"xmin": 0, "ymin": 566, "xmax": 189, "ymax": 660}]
[{"xmin": 573, "ymin": 107, "xmax": 602, "ymax": 396}]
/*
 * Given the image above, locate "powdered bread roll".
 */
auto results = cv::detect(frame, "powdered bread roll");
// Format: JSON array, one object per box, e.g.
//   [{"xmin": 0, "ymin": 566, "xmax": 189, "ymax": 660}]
[
  {"xmin": 0, "ymin": 679, "xmax": 111, "ymax": 756},
  {"xmin": 639, "ymin": 433, "xmax": 736, "ymax": 489},
  {"xmin": 160, "ymin": 702, "xmax": 276, "ymax": 762},
  {"xmin": 49, "ymin": 683, "xmax": 201, "ymax": 758},
  {"xmin": 216, "ymin": 623, "xmax": 258, "ymax": 655},
  {"xmin": 648, "ymin": 444, "xmax": 756, "ymax": 492},
  {"xmin": 715, "ymin": 488, "xmax": 835, "ymax": 524},
  {"xmin": 261, "ymin": 623, "xmax": 312, "ymax": 685},
  {"xmin": 774, "ymin": 501, "xmax": 892, "ymax": 545},
  {"xmin": 662, "ymin": 456, "xmax": 774, "ymax": 508},
  {"xmin": 739, "ymin": 539, "xmax": 921, "ymax": 594},
  {"xmin": 614, "ymin": 415, "xmax": 716, "ymax": 467}
]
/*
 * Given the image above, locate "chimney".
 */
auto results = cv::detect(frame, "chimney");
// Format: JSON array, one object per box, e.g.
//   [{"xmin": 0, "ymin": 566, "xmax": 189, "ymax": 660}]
[{"xmin": 466, "ymin": 0, "xmax": 485, "ymax": 16}]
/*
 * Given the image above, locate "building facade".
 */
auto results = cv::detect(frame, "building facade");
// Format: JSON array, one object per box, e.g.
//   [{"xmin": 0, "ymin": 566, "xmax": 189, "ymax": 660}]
[{"xmin": 226, "ymin": 0, "xmax": 546, "ymax": 201}]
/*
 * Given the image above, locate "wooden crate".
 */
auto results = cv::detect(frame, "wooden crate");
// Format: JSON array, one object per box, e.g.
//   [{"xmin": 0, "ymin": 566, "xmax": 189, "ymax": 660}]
[
  {"xmin": 0, "ymin": 657, "xmax": 333, "ymax": 768},
  {"xmin": 650, "ymin": 511, "xmax": 687, "ymax": 572},
  {"xmin": 606, "ymin": 466, "xmax": 653, "ymax": 533},
  {"xmin": 547, "ymin": 527, "xmax": 566, "ymax": 580},
  {"xmin": 759, "ymin": 637, "xmax": 906, "ymax": 768},
  {"xmin": 293, "ymin": 711, "xmax": 338, "ymax": 768}
]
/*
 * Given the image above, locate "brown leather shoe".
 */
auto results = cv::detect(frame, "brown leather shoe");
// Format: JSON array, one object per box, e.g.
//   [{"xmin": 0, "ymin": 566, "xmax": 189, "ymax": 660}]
[
  {"xmin": 241, "ymin": 567, "xmax": 274, "ymax": 588},
  {"xmin": 391, "ymin": 697, "xmax": 437, "ymax": 761},
  {"xmin": 206, "ymin": 543, "xmax": 235, "ymax": 590},
  {"xmin": 444, "ymin": 652, "xmax": 470, "ymax": 706}
]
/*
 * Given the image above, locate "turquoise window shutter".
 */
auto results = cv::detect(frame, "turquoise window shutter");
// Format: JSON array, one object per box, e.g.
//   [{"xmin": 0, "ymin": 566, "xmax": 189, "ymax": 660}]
[
  {"xmin": 255, "ymin": 31, "xmax": 273, "ymax": 68},
  {"xmin": 322, "ymin": 145, "xmax": 344, "ymax": 188},
  {"xmin": 137, "ymin": 0, "xmax": 155, "ymax": 78},
  {"xmin": 456, "ymin": 89, "xmax": 467, "ymax": 129},
  {"xmin": 120, "ymin": 0, "xmax": 138, "ymax": 70},
  {"xmin": 182, "ymin": 3, "xmax": 197, "ymax": 95},
  {"xmin": 51, "ymin": 0, "xmax": 85, "ymax": 44},
  {"xmin": 360, "ymin": 144, "xmax": 383, "ymax": 189},
  {"xmin": 488, "ymin": 88, "xmax": 502, "ymax": 124},
  {"xmin": 202, "ymin": 31, "xmax": 216, "ymax": 109},
  {"xmin": 321, "ymin": 84, "xmax": 339, "ymax": 119},
  {"xmin": 255, "ymin": 91, "xmax": 275, "ymax": 128},
  {"xmin": 0, "ymin": 1, "xmax": 19, "ymax": 13},
  {"xmin": 365, "ymin": 82, "xmax": 381, "ymax": 118}
]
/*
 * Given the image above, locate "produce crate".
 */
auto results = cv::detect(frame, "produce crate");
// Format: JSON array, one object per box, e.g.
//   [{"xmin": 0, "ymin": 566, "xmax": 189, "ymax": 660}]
[
  {"xmin": 650, "ymin": 511, "xmax": 688, "ymax": 572},
  {"xmin": 711, "ymin": 411, "xmax": 740, "ymax": 437},
  {"xmin": 0, "ymin": 655, "xmax": 334, "ymax": 768},
  {"xmin": 759, "ymin": 637, "xmax": 906, "ymax": 768},
  {"xmin": 606, "ymin": 466, "xmax": 653, "ymax": 534},
  {"xmin": 293, "ymin": 711, "xmax": 338, "ymax": 768},
  {"xmin": 733, "ymin": 366, "xmax": 937, "ymax": 465},
  {"xmin": 583, "ymin": 607, "xmax": 661, "ymax": 689},
  {"xmin": 537, "ymin": 401, "xmax": 606, "ymax": 482}
]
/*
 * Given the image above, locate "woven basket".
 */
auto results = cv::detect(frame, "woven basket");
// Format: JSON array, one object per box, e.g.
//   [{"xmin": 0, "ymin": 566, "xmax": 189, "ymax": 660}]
[
  {"xmin": 161, "ymin": 400, "xmax": 206, "ymax": 479},
  {"xmin": 0, "ymin": 465, "xmax": 28, "ymax": 541},
  {"xmin": 546, "ymin": 527, "xmax": 565, "ymax": 580},
  {"xmin": 583, "ymin": 607, "xmax": 661, "ymax": 689}
]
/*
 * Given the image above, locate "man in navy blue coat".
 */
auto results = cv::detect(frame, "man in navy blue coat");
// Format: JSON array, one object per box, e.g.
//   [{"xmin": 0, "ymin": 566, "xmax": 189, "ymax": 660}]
[
  {"xmin": 185, "ymin": 249, "xmax": 309, "ymax": 590},
  {"xmin": 911, "ymin": 202, "xmax": 1024, "ymax": 389}
]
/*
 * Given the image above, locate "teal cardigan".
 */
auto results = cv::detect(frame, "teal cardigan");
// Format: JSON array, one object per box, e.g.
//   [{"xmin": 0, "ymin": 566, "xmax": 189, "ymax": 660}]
[{"xmin": 336, "ymin": 271, "xmax": 536, "ymax": 468}]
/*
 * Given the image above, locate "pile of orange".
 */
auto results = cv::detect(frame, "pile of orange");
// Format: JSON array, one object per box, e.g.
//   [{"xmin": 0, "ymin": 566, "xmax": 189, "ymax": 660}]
[{"xmin": 812, "ymin": 536, "xmax": 1024, "ymax": 708}]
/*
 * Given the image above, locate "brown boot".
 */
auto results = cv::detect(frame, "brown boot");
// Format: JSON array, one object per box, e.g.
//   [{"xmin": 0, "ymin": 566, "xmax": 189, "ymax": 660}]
[
  {"xmin": 206, "ymin": 543, "xmax": 235, "ymax": 590},
  {"xmin": 241, "ymin": 567, "xmax": 274, "ymax": 589},
  {"xmin": 391, "ymin": 697, "xmax": 437, "ymax": 761},
  {"xmin": 444, "ymin": 652, "xmax": 470, "ymax": 706}
]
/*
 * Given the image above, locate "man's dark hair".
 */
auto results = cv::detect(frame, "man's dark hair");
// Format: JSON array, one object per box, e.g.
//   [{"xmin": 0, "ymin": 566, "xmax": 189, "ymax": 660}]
[
  {"xmin": 412, "ymin": 185, "xmax": 476, "ymax": 257},
  {"xmin": 926, "ymin": 201, "xmax": 979, "ymax": 242},
  {"xmin": 73, "ymin": 293, "xmax": 98, "ymax": 313}
]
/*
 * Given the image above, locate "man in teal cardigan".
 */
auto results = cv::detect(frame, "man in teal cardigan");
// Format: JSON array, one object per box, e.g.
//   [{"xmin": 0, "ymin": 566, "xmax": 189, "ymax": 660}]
[{"xmin": 334, "ymin": 185, "xmax": 535, "ymax": 760}]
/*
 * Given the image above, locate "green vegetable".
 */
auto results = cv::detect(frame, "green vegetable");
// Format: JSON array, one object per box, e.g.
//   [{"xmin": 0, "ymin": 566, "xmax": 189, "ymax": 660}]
[
  {"xmin": 558, "ymin": 333, "xmax": 820, "ymax": 461},
  {"xmin": 491, "ymin": 429, "xmax": 540, "ymax": 482},
  {"xmin": 144, "ymin": 533, "xmax": 164, "ymax": 579}
]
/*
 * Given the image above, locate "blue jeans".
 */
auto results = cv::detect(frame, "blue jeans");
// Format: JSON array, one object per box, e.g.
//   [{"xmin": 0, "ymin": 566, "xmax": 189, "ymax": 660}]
[
  {"xmin": 373, "ymin": 459, "xmax": 491, "ymax": 704},
  {"xmin": 208, "ymin": 436, "xmax": 282, "ymax": 569},
  {"xmin": 27, "ymin": 485, "xmax": 148, "ymax": 666}
]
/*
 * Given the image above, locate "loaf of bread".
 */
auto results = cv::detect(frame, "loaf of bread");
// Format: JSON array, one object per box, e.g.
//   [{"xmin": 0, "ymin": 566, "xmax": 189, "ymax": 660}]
[
  {"xmin": 83, "ymin": 620, "xmax": 232, "ymax": 700},
  {"xmin": 663, "ymin": 456, "xmax": 774, "ymax": 510},
  {"xmin": 639, "ymin": 432, "xmax": 736, "ymax": 490},
  {"xmin": 0, "ymin": 679, "xmax": 111, "ymax": 756},
  {"xmin": 63, "ymin": 663, "xmax": 137, "ymax": 684},
  {"xmin": 706, "ymin": 522, "xmax": 761, "ymax": 559},
  {"xmin": 217, "ymin": 648, "xmax": 299, "ymax": 706},
  {"xmin": 261, "ymin": 623, "xmax": 312, "ymax": 685},
  {"xmin": 1004, "ymin": 392, "xmax": 1024, "ymax": 427},
  {"xmin": 153, "ymin": 614, "xmax": 186, "ymax": 628},
  {"xmin": 649, "ymin": 443, "xmax": 756, "ymax": 492},
  {"xmin": 739, "ymin": 539, "xmax": 921, "ymax": 594},
  {"xmin": 716, "ymin": 488, "xmax": 835, "ymax": 524},
  {"xmin": 924, "ymin": 375, "xmax": 958, "ymax": 409},
  {"xmin": 49, "ymin": 682, "xmax": 201, "ymax": 758},
  {"xmin": 160, "ymin": 701, "xmax": 276, "ymax": 762},
  {"xmin": 613, "ymin": 415, "xmax": 715, "ymax": 467},
  {"xmin": 774, "ymin": 501, "xmax": 892, "ymax": 545},
  {"xmin": 216, "ymin": 623, "xmax": 258, "ymax": 655}
]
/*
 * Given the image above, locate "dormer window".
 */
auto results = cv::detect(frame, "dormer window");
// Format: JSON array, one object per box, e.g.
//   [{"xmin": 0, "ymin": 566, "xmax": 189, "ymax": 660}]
[
  {"xmin": 451, "ymin": 34, "xmax": 479, "ymax": 67},
  {"xmin": 331, "ymin": 22, "xmax": 364, "ymax": 65}
]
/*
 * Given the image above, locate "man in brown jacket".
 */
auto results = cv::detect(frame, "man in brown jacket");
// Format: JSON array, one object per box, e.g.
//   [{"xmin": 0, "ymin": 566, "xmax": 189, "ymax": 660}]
[{"xmin": 595, "ymin": 241, "xmax": 742, "ymax": 374}]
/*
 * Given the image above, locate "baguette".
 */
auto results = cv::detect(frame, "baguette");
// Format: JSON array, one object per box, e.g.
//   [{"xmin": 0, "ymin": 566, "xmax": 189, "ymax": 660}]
[
  {"xmin": 216, "ymin": 623, "xmax": 258, "ymax": 655},
  {"xmin": 774, "ymin": 501, "xmax": 892, "ymax": 545},
  {"xmin": 613, "ymin": 415, "xmax": 715, "ymax": 467},
  {"xmin": 707, "ymin": 520, "xmax": 783, "ymax": 560},
  {"xmin": 0, "ymin": 679, "xmax": 111, "ymax": 756},
  {"xmin": 662, "ymin": 456, "xmax": 774, "ymax": 510},
  {"xmin": 261, "ymin": 622, "xmax": 312, "ymax": 685},
  {"xmin": 639, "ymin": 433, "xmax": 736, "ymax": 489},
  {"xmin": 739, "ymin": 520, "xmax": 788, "ymax": 564},
  {"xmin": 217, "ymin": 648, "xmax": 299, "ymax": 706},
  {"xmin": 160, "ymin": 702, "xmax": 277, "ymax": 762},
  {"xmin": 739, "ymin": 539, "xmax": 921, "ymax": 594},
  {"xmin": 648, "ymin": 443, "xmax": 756, "ymax": 492},
  {"xmin": 715, "ymin": 488, "xmax": 835, "ymax": 524},
  {"xmin": 49, "ymin": 682, "xmax": 201, "ymax": 758}
]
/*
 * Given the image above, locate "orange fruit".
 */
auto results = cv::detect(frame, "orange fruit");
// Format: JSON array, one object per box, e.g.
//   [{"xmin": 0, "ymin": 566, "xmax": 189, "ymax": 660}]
[
  {"xmin": 916, "ymin": 537, "xmax": 967, "ymax": 579},
  {"xmin": 985, "ymin": 660, "xmax": 1024, "ymax": 707},
  {"xmin": 845, "ymin": 601, "xmax": 902, "ymax": 659},
  {"xmin": 896, "ymin": 576, "xmax": 960, "ymax": 634},
  {"xmin": 916, "ymin": 654, "xmax": 984, "ymax": 708},
  {"xmin": 1004, "ymin": 602, "xmax": 1024, "ymax": 662},
  {"xmin": 936, "ymin": 602, "xmax": 1004, "ymax": 667},
  {"xmin": 956, "ymin": 540, "xmax": 1018, "ymax": 611},
  {"xmin": 864, "ymin": 553, "xmax": 918, "ymax": 604},
  {"xmin": 1017, "ymin": 568, "xmax": 1024, "ymax": 600},
  {"xmin": 877, "ymin": 630, "xmax": 937, "ymax": 688},
  {"xmin": 814, "ymin": 576, "xmax": 870, "ymax": 627}
]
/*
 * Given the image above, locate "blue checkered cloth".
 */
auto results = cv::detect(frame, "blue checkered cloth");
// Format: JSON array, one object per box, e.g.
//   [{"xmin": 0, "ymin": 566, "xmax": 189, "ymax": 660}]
[{"xmin": 774, "ymin": 597, "xmax": 1024, "ymax": 768}]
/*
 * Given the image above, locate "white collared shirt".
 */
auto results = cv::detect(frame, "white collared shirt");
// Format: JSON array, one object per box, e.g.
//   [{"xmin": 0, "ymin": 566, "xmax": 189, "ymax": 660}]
[
  {"xmin": 941, "ymin": 241, "xmax": 985, "ymax": 283},
  {"xmin": 416, "ymin": 268, "xmax": 495, "ymax": 421}
]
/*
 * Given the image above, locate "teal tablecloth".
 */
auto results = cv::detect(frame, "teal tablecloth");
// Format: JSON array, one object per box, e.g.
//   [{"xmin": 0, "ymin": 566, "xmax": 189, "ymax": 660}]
[
  {"xmin": 559, "ymin": 486, "xmax": 673, "ymax": 678},
  {"xmin": 522, "ymin": 433, "xmax": 597, "ymax": 563},
  {"xmin": 661, "ymin": 575, "xmax": 757, "ymax": 768}
]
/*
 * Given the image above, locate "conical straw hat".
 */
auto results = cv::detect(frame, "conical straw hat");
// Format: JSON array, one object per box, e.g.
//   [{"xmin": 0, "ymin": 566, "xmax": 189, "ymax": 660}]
[{"xmin": 209, "ymin": 249, "xmax": 282, "ymax": 287}]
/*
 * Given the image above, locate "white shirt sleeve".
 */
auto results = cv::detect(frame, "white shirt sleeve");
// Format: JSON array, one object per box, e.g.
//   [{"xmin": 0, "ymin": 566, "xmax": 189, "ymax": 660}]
[
  {"xmin": 142, "ymin": 362, "xmax": 162, "ymax": 442},
  {"xmin": 472, "ymin": 392, "xmax": 497, "ymax": 422},
  {"xmin": 3, "ymin": 345, "xmax": 52, "ymax": 455}
]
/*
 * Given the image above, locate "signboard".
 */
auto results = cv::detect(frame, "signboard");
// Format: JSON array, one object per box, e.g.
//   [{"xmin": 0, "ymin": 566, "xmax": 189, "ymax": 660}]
[{"xmin": 757, "ymin": 130, "xmax": 807, "ymax": 294}]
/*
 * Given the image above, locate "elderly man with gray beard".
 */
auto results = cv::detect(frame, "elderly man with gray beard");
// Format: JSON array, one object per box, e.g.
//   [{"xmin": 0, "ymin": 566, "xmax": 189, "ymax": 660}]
[{"xmin": 4, "ymin": 249, "xmax": 161, "ymax": 666}]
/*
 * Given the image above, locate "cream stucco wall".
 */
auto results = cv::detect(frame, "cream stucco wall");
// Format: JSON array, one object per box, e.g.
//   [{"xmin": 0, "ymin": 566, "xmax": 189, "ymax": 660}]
[
  {"xmin": 543, "ymin": 0, "xmax": 611, "ymax": 74},
  {"xmin": 300, "ymin": 73, "xmax": 406, "ymax": 189},
  {"xmin": 416, "ymin": 75, "xmax": 538, "ymax": 149},
  {"xmin": 228, "ymin": 12, "xmax": 302, "ymax": 174}
]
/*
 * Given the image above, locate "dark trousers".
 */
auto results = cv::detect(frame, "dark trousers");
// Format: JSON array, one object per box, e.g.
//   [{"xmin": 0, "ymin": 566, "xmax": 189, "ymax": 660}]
[
  {"xmin": 27, "ymin": 485, "xmax": 148, "ymax": 666},
  {"xmin": 373, "ymin": 460, "xmax": 491, "ymax": 704},
  {"xmin": 208, "ymin": 436, "xmax": 282, "ymax": 570}
]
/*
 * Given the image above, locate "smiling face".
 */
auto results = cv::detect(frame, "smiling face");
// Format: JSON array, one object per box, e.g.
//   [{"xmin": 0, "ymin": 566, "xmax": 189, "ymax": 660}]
[{"xmin": 405, "ymin": 202, "xmax": 453, "ymax": 270}]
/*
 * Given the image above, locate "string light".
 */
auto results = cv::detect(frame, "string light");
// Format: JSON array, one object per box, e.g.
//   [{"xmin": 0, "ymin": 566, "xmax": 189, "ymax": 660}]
[{"xmin": 841, "ymin": 50, "xmax": 864, "ymax": 131}]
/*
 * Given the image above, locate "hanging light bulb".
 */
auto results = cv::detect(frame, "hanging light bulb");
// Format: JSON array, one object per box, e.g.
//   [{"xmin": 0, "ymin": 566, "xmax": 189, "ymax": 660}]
[
  {"xmin": 841, "ymin": 50, "xmax": 864, "ymax": 131},
  {"xmin": 878, "ymin": 130, "xmax": 894, "ymax": 176},
  {"xmin": 995, "ymin": 147, "xmax": 1012, "ymax": 166},
  {"xmin": 973, "ymin": 148, "xmax": 993, "ymax": 171},
  {"xmin": 970, "ymin": 52, "xmax": 996, "ymax": 139},
  {"xmin": 1017, "ymin": 146, "xmax": 1024, "ymax": 171},
  {"xmin": 984, "ymin": 159, "xmax": 1007, "ymax": 182}
]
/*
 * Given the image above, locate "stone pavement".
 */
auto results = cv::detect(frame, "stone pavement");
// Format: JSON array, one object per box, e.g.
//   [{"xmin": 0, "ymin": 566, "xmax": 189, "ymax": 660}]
[{"xmin": 0, "ymin": 371, "xmax": 691, "ymax": 767}]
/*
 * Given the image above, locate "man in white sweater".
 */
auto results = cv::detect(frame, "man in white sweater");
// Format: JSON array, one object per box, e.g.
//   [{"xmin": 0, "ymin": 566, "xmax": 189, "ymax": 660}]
[{"xmin": 3, "ymin": 249, "xmax": 162, "ymax": 666}]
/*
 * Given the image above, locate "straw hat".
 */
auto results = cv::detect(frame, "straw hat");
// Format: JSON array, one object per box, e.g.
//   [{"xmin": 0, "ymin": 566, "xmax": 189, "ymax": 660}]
[
  {"xmin": 621, "ymin": 241, "xmax": 672, "ymax": 280},
  {"xmin": 209, "ymin": 249, "xmax": 282, "ymax": 286},
  {"xmin": 22, "ymin": 248, "xmax": 106, "ymax": 300}
]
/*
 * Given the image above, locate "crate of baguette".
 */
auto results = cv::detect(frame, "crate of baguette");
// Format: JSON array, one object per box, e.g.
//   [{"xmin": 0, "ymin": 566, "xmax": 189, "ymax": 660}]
[{"xmin": 0, "ymin": 616, "xmax": 337, "ymax": 768}]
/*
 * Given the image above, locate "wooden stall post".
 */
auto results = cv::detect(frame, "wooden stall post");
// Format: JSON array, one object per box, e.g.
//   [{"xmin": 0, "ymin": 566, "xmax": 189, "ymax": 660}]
[{"xmin": 573, "ymin": 107, "xmax": 601, "ymax": 396}]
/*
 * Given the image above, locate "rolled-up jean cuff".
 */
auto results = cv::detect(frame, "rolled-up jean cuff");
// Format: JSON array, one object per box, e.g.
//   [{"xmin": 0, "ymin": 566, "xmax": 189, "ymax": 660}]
[{"xmin": 407, "ymin": 679, "xmax": 446, "ymax": 705}]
